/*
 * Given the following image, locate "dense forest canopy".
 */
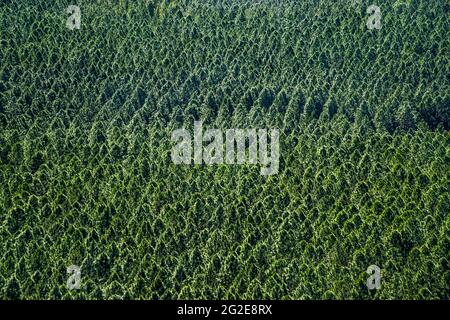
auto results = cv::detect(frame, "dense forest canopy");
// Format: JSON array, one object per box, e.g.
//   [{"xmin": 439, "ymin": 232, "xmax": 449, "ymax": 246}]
[{"xmin": 0, "ymin": 0, "xmax": 448, "ymax": 299}]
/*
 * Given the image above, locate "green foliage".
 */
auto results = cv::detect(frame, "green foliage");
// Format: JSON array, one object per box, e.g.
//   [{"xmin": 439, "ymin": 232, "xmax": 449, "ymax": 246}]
[{"xmin": 0, "ymin": 0, "xmax": 448, "ymax": 299}]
